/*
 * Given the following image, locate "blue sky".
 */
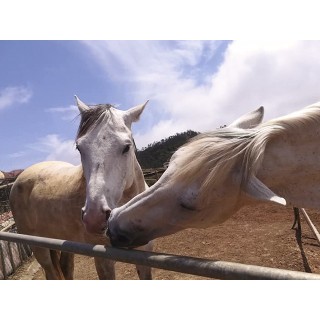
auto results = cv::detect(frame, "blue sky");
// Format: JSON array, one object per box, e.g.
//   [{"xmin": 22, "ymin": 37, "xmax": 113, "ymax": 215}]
[{"xmin": 1, "ymin": 40, "xmax": 320, "ymax": 172}]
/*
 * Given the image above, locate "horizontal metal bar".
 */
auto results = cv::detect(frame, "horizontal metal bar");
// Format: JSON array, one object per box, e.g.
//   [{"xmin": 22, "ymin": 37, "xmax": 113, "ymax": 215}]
[{"xmin": 1, "ymin": 231, "xmax": 319, "ymax": 280}]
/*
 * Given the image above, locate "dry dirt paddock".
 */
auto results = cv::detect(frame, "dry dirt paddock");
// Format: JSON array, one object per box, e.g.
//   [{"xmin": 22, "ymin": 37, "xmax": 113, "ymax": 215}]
[{"xmin": 9, "ymin": 203, "xmax": 320, "ymax": 280}]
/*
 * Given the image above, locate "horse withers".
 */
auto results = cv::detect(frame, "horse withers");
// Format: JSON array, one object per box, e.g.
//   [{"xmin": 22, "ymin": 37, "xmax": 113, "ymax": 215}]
[
  {"xmin": 10, "ymin": 96, "xmax": 153, "ymax": 280},
  {"xmin": 107, "ymin": 102, "xmax": 320, "ymax": 248}
]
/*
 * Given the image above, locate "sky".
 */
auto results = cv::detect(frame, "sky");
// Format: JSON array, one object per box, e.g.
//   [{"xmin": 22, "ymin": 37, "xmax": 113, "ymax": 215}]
[{"xmin": 1, "ymin": 40, "xmax": 320, "ymax": 171}]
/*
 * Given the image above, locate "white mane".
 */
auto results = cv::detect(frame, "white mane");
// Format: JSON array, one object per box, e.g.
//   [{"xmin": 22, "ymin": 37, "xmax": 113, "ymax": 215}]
[{"xmin": 171, "ymin": 102, "xmax": 320, "ymax": 204}]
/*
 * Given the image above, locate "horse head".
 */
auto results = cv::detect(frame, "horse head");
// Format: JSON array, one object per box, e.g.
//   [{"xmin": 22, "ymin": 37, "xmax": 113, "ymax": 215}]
[{"xmin": 75, "ymin": 96, "xmax": 147, "ymax": 235}]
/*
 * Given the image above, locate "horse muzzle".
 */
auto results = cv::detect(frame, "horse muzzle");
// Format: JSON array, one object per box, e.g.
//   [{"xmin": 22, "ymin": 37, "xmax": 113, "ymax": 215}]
[
  {"xmin": 81, "ymin": 207, "xmax": 110, "ymax": 235},
  {"xmin": 106, "ymin": 222, "xmax": 148, "ymax": 248},
  {"xmin": 106, "ymin": 225, "xmax": 132, "ymax": 247}
]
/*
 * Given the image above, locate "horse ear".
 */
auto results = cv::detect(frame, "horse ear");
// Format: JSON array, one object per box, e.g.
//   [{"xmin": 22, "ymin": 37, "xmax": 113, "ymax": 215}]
[
  {"xmin": 75, "ymin": 95, "xmax": 90, "ymax": 113},
  {"xmin": 243, "ymin": 175, "xmax": 286, "ymax": 205},
  {"xmin": 228, "ymin": 106, "xmax": 264, "ymax": 129},
  {"xmin": 125, "ymin": 100, "xmax": 149, "ymax": 123}
]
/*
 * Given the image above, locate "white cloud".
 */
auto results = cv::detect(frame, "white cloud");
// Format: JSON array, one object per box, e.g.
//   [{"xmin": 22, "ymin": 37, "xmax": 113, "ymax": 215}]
[
  {"xmin": 8, "ymin": 151, "xmax": 26, "ymax": 158},
  {"xmin": 83, "ymin": 40, "xmax": 320, "ymax": 148},
  {"xmin": 0, "ymin": 86, "xmax": 33, "ymax": 110},
  {"xmin": 46, "ymin": 105, "xmax": 79, "ymax": 120},
  {"xmin": 206, "ymin": 41, "xmax": 320, "ymax": 122},
  {"xmin": 30, "ymin": 134, "xmax": 80, "ymax": 165}
]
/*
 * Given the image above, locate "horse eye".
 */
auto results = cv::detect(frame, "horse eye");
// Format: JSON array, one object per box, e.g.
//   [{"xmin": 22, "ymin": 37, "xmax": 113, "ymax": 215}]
[
  {"xmin": 75, "ymin": 144, "xmax": 81, "ymax": 153},
  {"xmin": 122, "ymin": 144, "xmax": 131, "ymax": 154},
  {"xmin": 180, "ymin": 202, "xmax": 196, "ymax": 211}
]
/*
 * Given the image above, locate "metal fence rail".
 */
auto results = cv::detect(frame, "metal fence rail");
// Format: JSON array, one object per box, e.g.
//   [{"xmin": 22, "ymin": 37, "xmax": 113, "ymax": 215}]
[{"xmin": 1, "ymin": 231, "xmax": 319, "ymax": 280}]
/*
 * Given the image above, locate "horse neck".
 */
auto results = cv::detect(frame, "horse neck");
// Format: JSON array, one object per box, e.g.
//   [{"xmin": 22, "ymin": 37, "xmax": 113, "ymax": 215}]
[
  {"xmin": 257, "ymin": 124, "xmax": 320, "ymax": 208},
  {"xmin": 120, "ymin": 158, "xmax": 146, "ymax": 205}
]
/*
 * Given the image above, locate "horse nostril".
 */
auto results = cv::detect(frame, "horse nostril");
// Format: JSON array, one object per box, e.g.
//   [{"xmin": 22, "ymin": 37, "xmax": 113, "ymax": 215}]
[{"xmin": 104, "ymin": 208, "xmax": 111, "ymax": 219}]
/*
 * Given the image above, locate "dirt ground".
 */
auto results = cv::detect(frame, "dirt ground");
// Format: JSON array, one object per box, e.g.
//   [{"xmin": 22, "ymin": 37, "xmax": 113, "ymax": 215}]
[{"xmin": 8, "ymin": 203, "xmax": 320, "ymax": 280}]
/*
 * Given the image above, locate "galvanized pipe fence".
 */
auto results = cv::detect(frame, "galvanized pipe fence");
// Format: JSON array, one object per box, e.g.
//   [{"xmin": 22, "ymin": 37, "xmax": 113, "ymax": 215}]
[{"xmin": 0, "ymin": 231, "xmax": 319, "ymax": 280}]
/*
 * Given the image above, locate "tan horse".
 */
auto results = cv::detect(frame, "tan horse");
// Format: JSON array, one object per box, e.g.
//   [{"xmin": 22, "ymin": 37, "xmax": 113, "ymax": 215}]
[
  {"xmin": 107, "ymin": 101, "xmax": 320, "ymax": 248},
  {"xmin": 10, "ymin": 96, "xmax": 153, "ymax": 279}
]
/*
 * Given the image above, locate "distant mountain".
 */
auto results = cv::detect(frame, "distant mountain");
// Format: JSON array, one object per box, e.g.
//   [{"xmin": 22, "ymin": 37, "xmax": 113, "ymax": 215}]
[
  {"xmin": 2, "ymin": 169, "xmax": 23, "ymax": 179},
  {"xmin": 0, "ymin": 169, "xmax": 23, "ymax": 182},
  {"xmin": 137, "ymin": 130, "xmax": 199, "ymax": 169}
]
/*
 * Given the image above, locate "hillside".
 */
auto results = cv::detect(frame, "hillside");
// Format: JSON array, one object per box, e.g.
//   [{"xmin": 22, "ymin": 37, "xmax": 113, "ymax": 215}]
[
  {"xmin": 0, "ymin": 169, "xmax": 23, "ymax": 184},
  {"xmin": 137, "ymin": 130, "xmax": 199, "ymax": 169}
]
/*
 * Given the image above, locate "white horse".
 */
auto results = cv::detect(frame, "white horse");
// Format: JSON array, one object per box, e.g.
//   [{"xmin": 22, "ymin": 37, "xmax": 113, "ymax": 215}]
[
  {"xmin": 10, "ymin": 96, "xmax": 153, "ymax": 279},
  {"xmin": 107, "ymin": 101, "xmax": 320, "ymax": 248}
]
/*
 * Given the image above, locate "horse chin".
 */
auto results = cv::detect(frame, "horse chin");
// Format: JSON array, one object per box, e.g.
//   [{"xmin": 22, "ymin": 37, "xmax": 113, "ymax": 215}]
[
  {"xmin": 125, "ymin": 239, "xmax": 150, "ymax": 249},
  {"xmin": 106, "ymin": 227, "xmax": 148, "ymax": 248},
  {"xmin": 84, "ymin": 224, "xmax": 108, "ymax": 238}
]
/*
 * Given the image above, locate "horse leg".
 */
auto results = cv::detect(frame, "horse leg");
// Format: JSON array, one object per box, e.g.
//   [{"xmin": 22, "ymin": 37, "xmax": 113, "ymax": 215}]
[
  {"xmin": 292, "ymin": 207, "xmax": 301, "ymax": 234},
  {"xmin": 60, "ymin": 252, "xmax": 75, "ymax": 280},
  {"xmin": 94, "ymin": 257, "xmax": 116, "ymax": 279},
  {"xmin": 31, "ymin": 246, "xmax": 65, "ymax": 280},
  {"xmin": 135, "ymin": 240, "xmax": 153, "ymax": 280}
]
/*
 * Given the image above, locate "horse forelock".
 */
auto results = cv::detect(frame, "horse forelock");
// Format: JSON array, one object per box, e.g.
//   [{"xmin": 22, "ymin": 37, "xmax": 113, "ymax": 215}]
[
  {"xmin": 170, "ymin": 103, "xmax": 320, "ymax": 206},
  {"xmin": 76, "ymin": 104, "xmax": 114, "ymax": 140}
]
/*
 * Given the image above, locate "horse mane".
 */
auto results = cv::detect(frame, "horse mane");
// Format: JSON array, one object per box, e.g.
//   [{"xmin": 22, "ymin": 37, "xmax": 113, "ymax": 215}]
[
  {"xmin": 76, "ymin": 104, "xmax": 114, "ymax": 139},
  {"xmin": 171, "ymin": 102, "xmax": 320, "ymax": 205}
]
